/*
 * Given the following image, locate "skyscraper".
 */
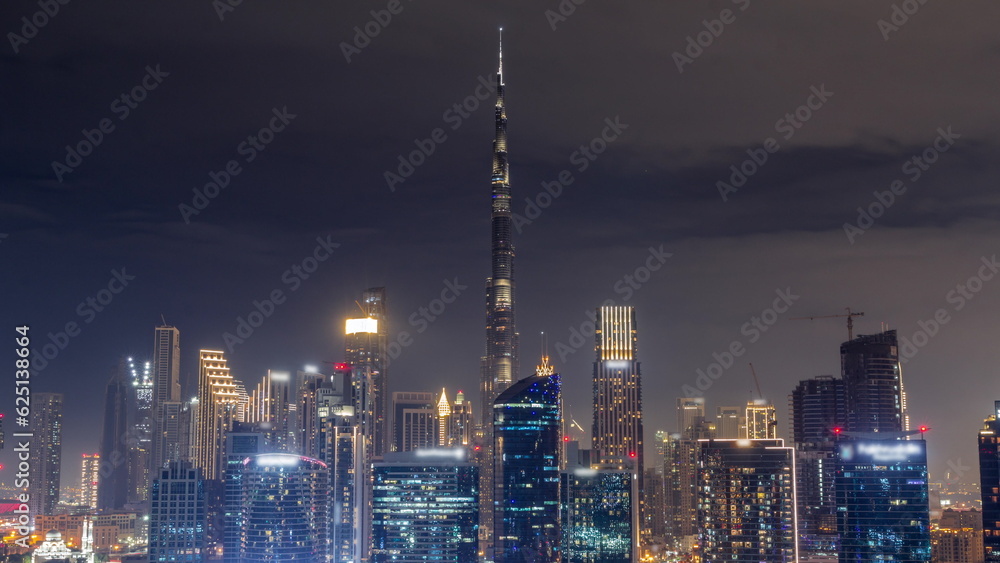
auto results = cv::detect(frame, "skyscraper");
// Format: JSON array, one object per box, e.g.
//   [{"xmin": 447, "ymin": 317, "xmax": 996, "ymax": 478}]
[
  {"xmin": 191, "ymin": 350, "xmax": 242, "ymax": 480},
  {"xmin": 480, "ymin": 33, "xmax": 518, "ymax": 551},
  {"xmin": 979, "ymin": 401, "xmax": 1000, "ymax": 562},
  {"xmin": 715, "ymin": 406, "xmax": 743, "ymax": 439},
  {"xmin": 29, "ymin": 392, "xmax": 62, "ymax": 520},
  {"xmin": 446, "ymin": 390, "xmax": 474, "ymax": 448},
  {"xmin": 237, "ymin": 454, "xmax": 329, "ymax": 563},
  {"xmin": 222, "ymin": 424, "xmax": 267, "ymax": 563},
  {"xmin": 81, "ymin": 454, "xmax": 100, "ymax": 511},
  {"xmin": 98, "ymin": 359, "xmax": 129, "ymax": 511},
  {"xmin": 437, "ymin": 389, "xmax": 451, "ymax": 446},
  {"xmin": 744, "ymin": 399, "xmax": 777, "ymax": 439},
  {"xmin": 151, "ymin": 325, "xmax": 181, "ymax": 476},
  {"xmin": 836, "ymin": 435, "xmax": 931, "ymax": 562},
  {"xmin": 592, "ymin": 306, "xmax": 643, "ymax": 473},
  {"xmin": 127, "ymin": 356, "xmax": 154, "ymax": 504},
  {"xmin": 246, "ymin": 370, "xmax": 296, "ymax": 452},
  {"xmin": 668, "ymin": 397, "xmax": 714, "ymax": 545},
  {"xmin": 372, "ymin": 449, "xmax": 479, "ymax": 563},
  {"xmin": 149, "ymin": 460, "xmax": 207, "ymax": 563},
  {"xmin": 931, "ymin": 509, "xmax": 983, "ymax": 563},
  {"xmin": 391, "ymin": 391, "xmax": 437, "ymax": 452},
  {"xmin": 494, "ymin": 359, "xmax": 561, "ymax": 563},
  {"xmin": 561, "ymin": 461, "xmax": 638, "ymax": 563},
  {"xmin": 697, "ymin": 439, "xmax": 799, "ymax": 563},
  {"xmin": 841, "ymin": 329, "xmax": 907, "ymax": 433},
  {"xmin": 345, "ymin": 286, "xmax": 388, "ymax": 457}
]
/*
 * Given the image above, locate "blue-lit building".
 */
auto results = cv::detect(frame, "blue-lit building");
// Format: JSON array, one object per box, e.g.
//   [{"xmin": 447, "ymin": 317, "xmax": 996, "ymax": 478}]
[
  {"xmin": 697, "ymin": 439, "xmax": 798, "ymax": 563},
  {"xmin": 979, "ymin": 401, "xmax": 1000, "ymax": 562},
  {"xmin": 836, "ymin": 436, "xmax": 931, "ymax": 563},
  {"xmin": 149, "ymin": 460, "xmax": 208, "ymax": 563},
  {"xmin": 561, "ymin": 465, "xmax": 637, "ymax": 563},
  {"xmin": 222, "ymin": 425, "xmax": 267, "ymax": 563},
  {"xmin": 494, "ymin": 362, "xmax": 562, "ymax": 563},
  {"xmin": 371, "ymin": 449, "xmax": 479, "ymax": 563},
  {"xmin": 238, "ymin": 453, "xmax": 329, "ymax": 562}
]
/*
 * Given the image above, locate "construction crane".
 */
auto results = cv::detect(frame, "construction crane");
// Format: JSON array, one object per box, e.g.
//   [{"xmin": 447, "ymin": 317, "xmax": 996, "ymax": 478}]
[
  {"xmin": 749, "ymin": 363, "xmax": 763, "ymax": 400},
  {"xmin": 790, "ymin": 307, "xmax": 865, "ymax": 340}
]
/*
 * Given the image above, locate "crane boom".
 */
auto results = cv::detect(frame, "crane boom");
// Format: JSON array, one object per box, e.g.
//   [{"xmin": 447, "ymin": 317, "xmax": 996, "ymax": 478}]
[{"xmin": 790, "ymin": 307, "xmax": 865, "ymax": 340}]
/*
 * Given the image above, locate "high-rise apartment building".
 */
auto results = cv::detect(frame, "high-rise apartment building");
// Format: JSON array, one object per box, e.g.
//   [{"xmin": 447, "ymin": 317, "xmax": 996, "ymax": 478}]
[
  {"xmin": 480, "ymin": 35, "xmax": 518, "ymax": 553},
  {"xmin": 494, "ymin": 360, "xmax": 560, "ymax": 563},
  {"xmin": 80, "ymin": 454, "xmax": 100, "ymax": 511},
  {"xmin": 98, "ymin": 359, "xmax": 129, "ymax": 511},
  {"xmin": 697, "ymin": 439, "xmax": 798, "ymax": 563},
  {"xmin": 715, "ymin": 406, "xmax": 743, "ymax": 439},
  {"xmin": 29, "ymin": 392, "xmax": 63, "ymax": 521},
  {"xmin": 931, "ymin": 509, "xmax": 983, "ymax": 563},
  {"xmin": 149, "ymin": 461, "xmax": 207, "ymax": 563},
  {"xmin": 345, "ymin": 287, "xmax": 388, "ymax": 457},
  {"xmin": 191, "ymin": 350, "xmax": 242, "ymax": 480},
  {"xmin": 372, "ymin": 449, "xmax": 479, "ymax": 563},
  {"xmin": 246, "ymin": 370, "xmax": 296, "ymax": 452},
  {"xmin": 841, "ymin": 329, "xmax": 907, "ymax": 433},
  {"xmin": 221, "ymin": 424, "xmax": 267, "ymax": 563},
  {"xmin": 836, "ymin": 436, "xmax": 931, "ymax": 562},
  {"xmin": 592, "ymin": 306, "xmax": 643, "ymax": 473},
  {"xmin": 391, "ymin": 391, "xmax": 437, "ymax": 452}
]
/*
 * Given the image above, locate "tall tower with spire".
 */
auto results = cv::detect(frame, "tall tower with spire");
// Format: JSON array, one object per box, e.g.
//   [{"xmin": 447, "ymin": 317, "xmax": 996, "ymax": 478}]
[{"xmin": 480, "ymin": 30, "xmax": 519, "ymax": 555}]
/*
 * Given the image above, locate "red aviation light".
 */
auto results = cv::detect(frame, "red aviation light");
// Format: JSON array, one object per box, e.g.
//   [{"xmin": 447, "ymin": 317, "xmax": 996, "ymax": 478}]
[
  {"xmin": 563, "ymin": 436, "xmax": 570, "ymax": 442},
  {"xmin": 629, "ymin": 451, "xmax": 637, "ymax": 458}
]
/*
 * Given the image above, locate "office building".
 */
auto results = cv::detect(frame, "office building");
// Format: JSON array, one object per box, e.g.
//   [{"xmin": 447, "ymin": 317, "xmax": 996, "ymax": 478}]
[
  {"xmin": 836, "ymin": 436, "xmax": 931, "ymax": 562},
  {"xmin": 151, "ymin": 325, "xmax": 181, "ymax": 476},
  {"xmin": 372, "ymin": 449, "xmax": 479, "ymax": 563},
  {"xmin": 222, "ymin": 425, "xmax": 267, "ymax": 563},
  {"xmin": 446, "ymin": 390, "xmax": 474, "ymax": 447},
  {"xmin": 480, "ymin": 35, "xmax": 519, "ymax": 553},
  {"xmin": 592, "ymin": 306, "xmax": 643, "ymax": 473},
  {"xmin": 715, "ymin": 406, "xmax": 743, "ymax": 439},
  {"xmin": 980, "ymin": 401, "xmax": 1000, "ymax": 562},
  {"xmin": 745, "ymin": 399, "xmax": 777, "ymax": 439},
  {"xmin": 841, "ymin": 329, "xmax": 907, "ymax": 433},
  {"xmin": 127, "ymin": 356, "xmax": 154, "ymax": 504},
  {"xmin": 561, "ymin": 462, "xmax": 638, "ymax": 563},
  {"xmin": 697, "ymin": 439, "xmax": 798, "ymax": 563},
  {"xmin": 392, "ymin": 391, "xmax": 437, "ymax": 452},
  {"xmin": 494, "ymin": 359, "xmax": 561, "ymax": 563},
  {"xmin": 98, "ymin": 359, "xmax": 129, "ymax": 511},
  {"xmin": 29, "ymin": 392, "xmax": 63, "ymax": 521},
  {"xmin": 237, "ymin": 453, "xmax": 329, "ymax": 562},
  {"xmin": 149, "ymin": 461, "xmax": 207, "ymax": 563},
  {"xmin": 246, "ymin": 370, "xmax": 296, "ymax": 453}
]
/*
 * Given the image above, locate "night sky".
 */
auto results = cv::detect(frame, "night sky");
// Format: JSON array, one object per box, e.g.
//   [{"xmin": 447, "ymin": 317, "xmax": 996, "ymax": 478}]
[{"xmin": 3, "ymin": 0, "xmax": 1000, "ymax": 491}]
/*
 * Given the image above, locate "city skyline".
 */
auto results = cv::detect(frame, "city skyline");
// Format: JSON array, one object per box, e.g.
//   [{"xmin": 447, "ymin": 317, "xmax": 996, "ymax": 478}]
[{"xmin": 5, "ymin": 0, "xmax": 1000, "ymax": 498}]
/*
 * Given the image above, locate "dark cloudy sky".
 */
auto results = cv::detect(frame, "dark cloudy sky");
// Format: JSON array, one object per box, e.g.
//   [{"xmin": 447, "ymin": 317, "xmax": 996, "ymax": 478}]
[{"xmin": 3, "ymin": 0, "xmax": 1000, "ymax": 490}]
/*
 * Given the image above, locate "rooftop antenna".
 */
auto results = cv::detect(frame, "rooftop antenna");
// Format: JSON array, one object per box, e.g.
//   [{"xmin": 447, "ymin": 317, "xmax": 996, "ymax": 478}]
[
  {"xmin": 498, "ymin": 27, "xmax": 504, "ymax": 81},
  {"xmin": 160, "ymin": 314, "xmax": 167, "ymax": 326}
]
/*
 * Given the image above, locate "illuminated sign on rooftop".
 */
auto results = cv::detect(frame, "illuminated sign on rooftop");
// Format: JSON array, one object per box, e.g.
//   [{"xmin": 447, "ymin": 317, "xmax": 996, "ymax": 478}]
[
  {"xmin": 840, "ymin": 440, "xmax": 924, "ymax": 463},
  {"xmin": 346, "ymin": 318, "xmax": 378, "ymax": 335}
]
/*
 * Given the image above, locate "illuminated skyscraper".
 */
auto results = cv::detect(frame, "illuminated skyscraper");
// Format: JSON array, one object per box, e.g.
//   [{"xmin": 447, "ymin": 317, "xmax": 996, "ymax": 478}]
[
  {"xmin": 29, "ymin": 392, "xmax": 62, "ymax": 521},
  {"xmin": 127, "ymin": 356, "xmax": 153, "ymax": 503},
  {"xmin": 237, "ymin": 454, "xmax": 329, "ymax": 563},
  {"xmin": 744, "ymin": 399, "xmax": 777, "ymax": 439},
  {"xmin": 391, "ymin": 391, "xmax": 437, "ymax": 452},
  {"xmin": 345, "ymin": 286, "xmax": 388, "ymax": 457},
  {"xmin": 191, "ymin": 350, "xmax": 242, "ymax": 481},
  {"xmin": 668, "ymin": 398, "xmax": 714, "ymax": 545},
  {"xmin": 494, "ymin": 358, "xmax": 561, "ymax": 563},
  {"xmin": 447, "ymin": 390, "xmax": 474, "ymax": 447},
  {"xmin": 561, "ymin": 461, "xmax": 638, "ymax": 563},
  {"xmin": 836, "ymin": 435, "xmax": 931, "ymax": 562},
  {"xmin": 372, "ymin": 449, "xmax": 479, "ymax": 563},
  {"xmin": 677, "ymin": 397, "xmax": 706, "ymax": 436},
  {"xmin": 151, "ymin": 325, "xmax": 181, "ymax": 475},
  {"xmin": 979, "ymin": 401, "xmax": 1000, "ymax": 562},
  {"xmin": 480, "ymin": 33, "xmax": 518, "ymax": 550},
  {"xmin": 697, "ymin": 439, "xmax": 799, "ymax": 563},
  {"xmin": 437, "ymin": 389, "xmax": 451, "ymax": 446},
  {"xmin": 841, "ymin": 329, "xmax": 907, "ymax": 433},
  {"xmin": 80, "ymin": 454, "xmax": 100, "ymax": 511},
  {"xmin": 592, "ymin": 306, "xmax": 643, "ymax": 472},
  {"xmin": 98, "ymin": 359, "xmax": 129, "ymax": 511},
  {"xmin": 149, "ymin": 460, "xmax": 207, "ymax": 563}
]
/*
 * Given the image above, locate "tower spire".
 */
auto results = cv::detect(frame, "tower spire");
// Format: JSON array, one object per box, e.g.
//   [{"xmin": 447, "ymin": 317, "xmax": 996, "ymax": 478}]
[{"xmin": 498, "ymin": 27, "xmax": 503, "ymax": 83}]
